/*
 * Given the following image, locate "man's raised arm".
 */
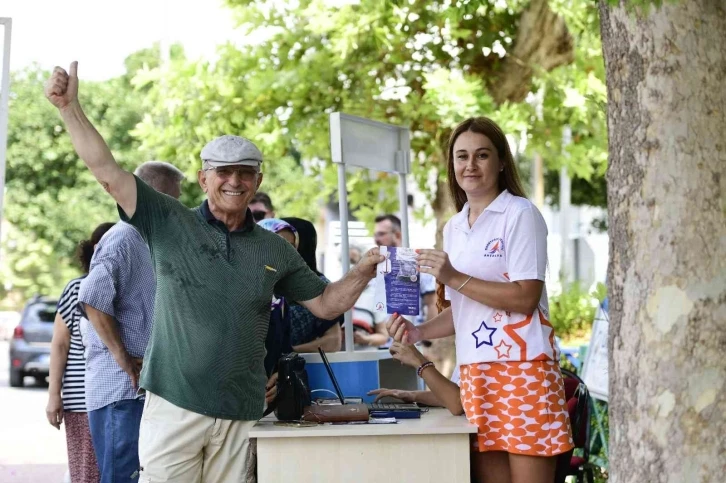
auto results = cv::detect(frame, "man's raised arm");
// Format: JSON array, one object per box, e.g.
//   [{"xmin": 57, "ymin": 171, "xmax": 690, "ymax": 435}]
[{"xmin": 45, "ymin": 61, "xmax": 137, "ymax": 217}]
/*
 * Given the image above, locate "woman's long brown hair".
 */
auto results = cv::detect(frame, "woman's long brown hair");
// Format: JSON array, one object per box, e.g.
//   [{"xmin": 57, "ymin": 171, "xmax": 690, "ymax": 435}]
[
  {"xmin": 436, "ymin": 117, "xmax": 528, "ymax": 310},
  {"xmin": 436, "ymin": 283, "xmax": 450, "ymax": 312}
]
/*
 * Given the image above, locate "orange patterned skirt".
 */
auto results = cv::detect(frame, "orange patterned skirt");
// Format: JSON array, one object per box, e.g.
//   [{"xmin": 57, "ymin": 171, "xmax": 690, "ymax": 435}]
[{"xmin": 459, "ymin": 360, "xmax": 574, "ymax": 456}]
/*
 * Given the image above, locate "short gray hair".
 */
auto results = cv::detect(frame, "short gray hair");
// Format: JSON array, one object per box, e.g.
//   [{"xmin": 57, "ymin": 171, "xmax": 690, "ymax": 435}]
[{"xmin": 134, "ymin": 161, "xmax": 185, "ymax": 196}]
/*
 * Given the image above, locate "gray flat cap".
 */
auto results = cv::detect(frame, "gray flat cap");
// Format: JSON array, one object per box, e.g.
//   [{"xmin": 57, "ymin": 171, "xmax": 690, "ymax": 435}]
[{"xmin": 200, "ymin": 135, "xmax": 263, "ymax": 168}]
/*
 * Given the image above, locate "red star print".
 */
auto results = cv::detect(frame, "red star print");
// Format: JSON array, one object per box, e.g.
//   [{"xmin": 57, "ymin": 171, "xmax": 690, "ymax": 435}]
[
  {"xmin": 493, "ymin": 312, "xmax": 503, "ymax": 323},
  {"xmin": 495, "ymin": 339, "xmax": 512, "ymax": 359}
]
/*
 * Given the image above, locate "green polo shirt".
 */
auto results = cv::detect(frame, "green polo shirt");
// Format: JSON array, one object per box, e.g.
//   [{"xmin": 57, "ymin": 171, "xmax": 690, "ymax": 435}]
[{"xmin": 120, "ymin": 176, "xmax": 327, "ymax": 420}]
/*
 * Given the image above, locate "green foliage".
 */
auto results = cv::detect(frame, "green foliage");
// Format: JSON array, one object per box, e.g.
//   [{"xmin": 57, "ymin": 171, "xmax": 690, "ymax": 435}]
[
  {"xmin": 134, "ymin": 0, "xmax": 608, "ymax": 227},
  {"xmin": 531, "ymin": 0, "xmax": 608, "ymax": 207},
  {"xmin": 550, "ymin": 281, "xmax": 604, "ymax": 342},
  {"xmin": 590, "ymin": 398, "xmax": 610, "ymax": 479},
  {"xmin": 2, "ymin": 1, "xmax": 612, "ymax": 306},
  {"xmin": 1, "ymin": 51, "xmax": 154, "ymax": 302}
]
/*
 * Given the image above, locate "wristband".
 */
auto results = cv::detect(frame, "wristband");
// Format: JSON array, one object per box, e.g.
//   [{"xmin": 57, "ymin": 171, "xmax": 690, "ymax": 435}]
[{"xmin": 417, "ymin": 361, "xmax": 435, "ymax": 377}]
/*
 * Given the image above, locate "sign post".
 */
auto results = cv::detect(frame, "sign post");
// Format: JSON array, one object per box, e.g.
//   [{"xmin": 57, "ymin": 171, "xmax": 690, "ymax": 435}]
[
  {"xmin": 0, "ymin": 18, "xmax": 12, "ymax": 261},
  {"xmin": 329, "ymin": 112, "xmax": 411, "ymax": 353},
  {"xmin": 581, "ymin": 301, "xmax": 609, "ymax": 402},
  {"xmin": 580, "ymin": 299, "xmax": 610, "ymax": 468}
]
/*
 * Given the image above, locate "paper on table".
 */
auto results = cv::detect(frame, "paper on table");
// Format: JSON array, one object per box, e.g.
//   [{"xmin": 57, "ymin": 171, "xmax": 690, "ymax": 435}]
[
  {"xmin": 374, "ymin": 246, "xmax": 420, "ymax": 316},
  {"xmin": 368, "ymin": 417, "xmax": 398, "ymax": 424}
]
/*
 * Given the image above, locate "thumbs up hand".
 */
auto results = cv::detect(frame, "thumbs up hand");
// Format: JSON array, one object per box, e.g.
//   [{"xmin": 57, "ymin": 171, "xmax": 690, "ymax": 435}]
[{"xmin": 44, "ymin": 61, "xmax": 79, "ymax": 110}]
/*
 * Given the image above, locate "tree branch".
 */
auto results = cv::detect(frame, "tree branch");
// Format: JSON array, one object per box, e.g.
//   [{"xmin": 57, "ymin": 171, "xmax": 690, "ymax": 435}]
[{"xmin": 491, "ymin": 0, "xmax": 575, "ymax": 103}]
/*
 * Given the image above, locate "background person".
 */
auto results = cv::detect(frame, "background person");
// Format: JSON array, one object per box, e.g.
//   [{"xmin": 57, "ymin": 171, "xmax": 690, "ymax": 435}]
[
  {"xmin": 256, "ymin": 218, "xmax": 296, "ymax": 375},
  {"xmin": 368, "ymin": 328, "xmax": 462, "ymax": 416},
  {"xmin": 249, "ymin": 191, "xmax": 275, "ymax": 221},
  {"xmin": 78, "ymin": 161, "xmax": 184, "ymax": 483},
  {"xmin": 373, "ymin": 214, "xmax": 438, "ymax": 327},
  {"xmin": 283, "ymin": 217, "xmax": 342, "ymax": 353},
  {"xmin": 352, "ymin": 214, "xmax": 438, "ymax": 350},
  {"xmin": 46, "ymin": 222, "xmax": 115, "ymax": 483}
]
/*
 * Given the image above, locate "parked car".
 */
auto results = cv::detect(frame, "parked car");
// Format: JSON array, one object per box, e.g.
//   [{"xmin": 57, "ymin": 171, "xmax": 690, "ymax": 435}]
[{"xmin": 9, "ymin": 296, "xmax": 57, "ymax": 387}]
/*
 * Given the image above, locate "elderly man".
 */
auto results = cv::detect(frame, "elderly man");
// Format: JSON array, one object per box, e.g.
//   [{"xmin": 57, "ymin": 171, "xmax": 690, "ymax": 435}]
[
  {"xmin": 79, "ymin": 161, "xmax": 184, "ymax": 483},
  {"xmin": 45, "ymin": 62, "xmax": 383, "ymax": 483}
]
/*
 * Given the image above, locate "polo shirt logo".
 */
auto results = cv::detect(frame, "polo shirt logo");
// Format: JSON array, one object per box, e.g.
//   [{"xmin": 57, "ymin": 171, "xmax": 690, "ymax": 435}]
[{"xmin": 484, "ymin": 238, "xmax": 504, "ymax": 258}]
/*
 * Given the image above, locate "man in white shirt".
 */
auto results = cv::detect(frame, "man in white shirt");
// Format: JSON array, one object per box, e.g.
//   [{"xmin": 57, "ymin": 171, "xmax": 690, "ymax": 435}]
[{"xmin": 352, "ymin": 214, "xmax": 437, "ymax": 349}]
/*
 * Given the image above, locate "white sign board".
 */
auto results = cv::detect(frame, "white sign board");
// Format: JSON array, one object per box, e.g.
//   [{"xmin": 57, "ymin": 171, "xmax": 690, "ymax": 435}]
[
  {"xmin": 329, "ymin": 112, "xmax": 410, "ymax": 174},
  {"xmin": 581, "ymin": 303, "xmax": 609, "ymax": 401}
]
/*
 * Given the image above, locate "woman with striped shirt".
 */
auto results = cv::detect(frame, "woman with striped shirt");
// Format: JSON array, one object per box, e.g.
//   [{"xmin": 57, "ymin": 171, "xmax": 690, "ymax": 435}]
[{"xmin": 46, "ymin": 222, "xmax": 114, "ymax": 483}]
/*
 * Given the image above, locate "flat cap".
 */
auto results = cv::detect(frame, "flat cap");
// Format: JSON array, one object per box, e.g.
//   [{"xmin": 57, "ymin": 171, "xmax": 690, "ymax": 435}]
[{"xmin": 200, "ymin": 135, "xmax": 263, "ymax": 168}]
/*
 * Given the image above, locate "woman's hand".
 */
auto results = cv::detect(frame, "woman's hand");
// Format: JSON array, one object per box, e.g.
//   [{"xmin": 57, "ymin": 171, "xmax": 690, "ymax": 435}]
[
  {"xmin": 353, "ymin": 330, "xmax": 373, "ymax": 346},
  {"xmin": 46, "ymin": 393, "xmax": 64, "ymax": 429},
  {"xmin": 367, "ymin": 388, "xmax": 416, "ymax": 403},
  {"xmin": 416, "ymin": 249, "xmax": 464, "ymax": 287},
  {"xmin": 389, "ymin": 341, "xmax": 429, "ymax": 369},
  {"xmin": 386, "ymin": 313, "xmax": 422, "ymax": 345}
]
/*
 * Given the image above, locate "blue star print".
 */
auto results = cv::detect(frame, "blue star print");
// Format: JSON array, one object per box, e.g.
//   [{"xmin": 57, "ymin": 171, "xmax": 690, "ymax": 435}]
[{"xmin": 472, "ymin": 321, "xmax": 497, "ymax": 348}]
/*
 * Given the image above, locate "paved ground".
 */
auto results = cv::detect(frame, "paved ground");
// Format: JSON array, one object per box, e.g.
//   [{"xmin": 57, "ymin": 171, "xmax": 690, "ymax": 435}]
[{"xmin": 0, "ymin": 340, "xmax": 68, "ymax": 482}]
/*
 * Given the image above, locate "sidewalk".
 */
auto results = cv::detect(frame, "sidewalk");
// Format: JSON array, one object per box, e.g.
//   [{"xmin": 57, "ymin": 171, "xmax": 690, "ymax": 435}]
[{"xmin": 0, "ymin": 464, "xmax": 67, "ymax": 483}]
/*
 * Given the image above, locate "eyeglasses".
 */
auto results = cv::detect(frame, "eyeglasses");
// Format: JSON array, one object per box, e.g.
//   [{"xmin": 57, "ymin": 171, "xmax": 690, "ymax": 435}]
[
  {"xmin": 252, "ymin": 210, "xmax": 269, "ymax": 221},
  {"xmin": 204, "ymin": 165, "xmax": 259, "ymax": 181}
]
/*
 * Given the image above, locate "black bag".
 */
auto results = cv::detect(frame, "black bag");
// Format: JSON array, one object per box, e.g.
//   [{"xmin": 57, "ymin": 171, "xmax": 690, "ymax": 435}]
[{"xmin": 263, "ymin": 352, "xmax": 311, "ymax": 421}]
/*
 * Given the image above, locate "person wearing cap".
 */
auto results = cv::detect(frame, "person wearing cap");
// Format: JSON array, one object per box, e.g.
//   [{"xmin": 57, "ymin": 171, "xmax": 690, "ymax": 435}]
[{"xmin": 45, "ymin": 62, "xmax": 384, "ymax": 483}]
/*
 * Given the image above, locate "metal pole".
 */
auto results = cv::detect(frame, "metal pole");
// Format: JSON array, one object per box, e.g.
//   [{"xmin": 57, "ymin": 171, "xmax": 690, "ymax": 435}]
[
  {"xmin": 0, "ymin": 18, "xmax": 13, "ymax": 262},
  {"xmin": 337, "ymin": 163, "xmax": 354, "ymax": 353},
  {"xmin": 559, "ymin": 126, "xmax": 572, "ymax": 283},
  {"xmin": 397, "ymin": 172, "xmax": 409, "ymax": 247},
  {"xmin": 532, "ymin": 153, "xmax": 544, "ymax": 209}
]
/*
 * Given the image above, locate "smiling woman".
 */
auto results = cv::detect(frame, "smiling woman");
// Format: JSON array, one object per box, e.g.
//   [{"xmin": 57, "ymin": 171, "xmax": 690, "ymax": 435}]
[
  {"xmin": 446, "ymin": 117, "xmax": 527, "ymax": 215},
  {"xmin": 390, "ymin": 117, "xmax": 573, "ymax": 483}
]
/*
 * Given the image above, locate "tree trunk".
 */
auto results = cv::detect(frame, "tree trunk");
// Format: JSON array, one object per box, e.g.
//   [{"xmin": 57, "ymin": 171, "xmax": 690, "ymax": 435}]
[{"xmin": 599, "ymin": 1, "xmax": 726, "ymax": 481}]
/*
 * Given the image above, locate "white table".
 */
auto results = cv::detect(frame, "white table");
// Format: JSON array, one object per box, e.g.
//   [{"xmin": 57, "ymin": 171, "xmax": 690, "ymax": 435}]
[{"xmin": 250, "ymin": 408, "xmax": 478, "ymax": 483}]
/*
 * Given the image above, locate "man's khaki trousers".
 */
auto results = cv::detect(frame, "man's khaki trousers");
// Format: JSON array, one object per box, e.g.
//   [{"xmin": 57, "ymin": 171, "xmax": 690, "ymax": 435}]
[{"xmin": 138, "ymin": 391, "xmax": 256, "ymax": 483}]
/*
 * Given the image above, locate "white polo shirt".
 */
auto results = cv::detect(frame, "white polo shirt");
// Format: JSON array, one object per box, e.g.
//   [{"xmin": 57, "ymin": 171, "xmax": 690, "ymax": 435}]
[{"xmin": 443, "ymin": 190, "xmax": 558, "ymax": 365}]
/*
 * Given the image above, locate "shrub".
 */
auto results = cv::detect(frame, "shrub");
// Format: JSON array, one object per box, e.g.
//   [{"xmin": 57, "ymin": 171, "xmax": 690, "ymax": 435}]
[{"xmin": 549, "ymin": 282, "xmax": 605, "ymax": 342}]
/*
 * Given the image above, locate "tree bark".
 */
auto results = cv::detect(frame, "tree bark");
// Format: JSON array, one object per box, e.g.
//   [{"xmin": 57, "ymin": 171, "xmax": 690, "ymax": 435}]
[{"xmin": 599, "ymin": 1, "xmax": 726, "ymax": 481}]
